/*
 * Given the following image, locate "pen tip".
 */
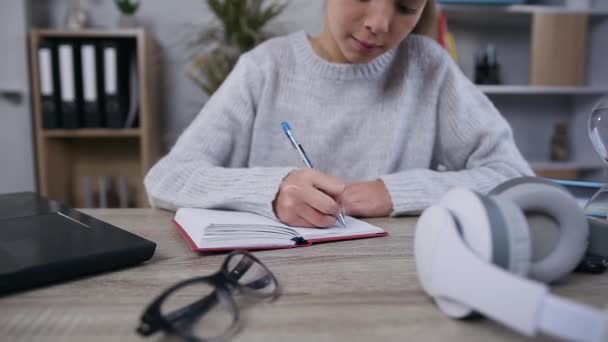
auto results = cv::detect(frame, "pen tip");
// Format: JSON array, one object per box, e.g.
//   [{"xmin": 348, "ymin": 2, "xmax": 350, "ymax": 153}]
[
  {"xmin": 338, "ymin": 213, "xmax": 346, "ymax": 226},
  {"xmin": 281, "ymin": 121, "xmax": 291, "ymax": 131}
]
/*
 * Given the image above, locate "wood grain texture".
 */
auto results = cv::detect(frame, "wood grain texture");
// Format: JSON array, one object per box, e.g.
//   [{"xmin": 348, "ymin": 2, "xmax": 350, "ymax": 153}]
[
  {"xmin": 1, "ymin": 209, "xmax": 607, "ymax": 342},
  {"xmin": 530, "ymin": 13, "xmax": 589, "ymax": 86},
  {"xmin": 29, "ymin": 29, "xmax": 160, "ymax": 208}
]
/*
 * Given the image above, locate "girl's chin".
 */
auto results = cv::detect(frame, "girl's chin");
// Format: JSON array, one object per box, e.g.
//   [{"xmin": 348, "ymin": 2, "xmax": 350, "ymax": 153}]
[
  {"xmin": 344, "ymin": 52, "xmax": 379, "ymax": 64},
  {"xmin": 341, "ymin": 47, "xmax": 383, "ymax": 64}
]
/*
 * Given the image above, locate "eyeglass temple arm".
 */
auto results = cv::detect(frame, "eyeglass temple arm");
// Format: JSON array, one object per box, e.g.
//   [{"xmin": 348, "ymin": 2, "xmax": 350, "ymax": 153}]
[
  {"xmin": 140, "ymin": 255, "xmax": 268, "ymax": 336},
  {"xmin": 138, "ymin": 289, "xmax": 221, "ymax": 337},
  {"xmin": 164, "ymin": 272, "xmax": 273, "ymax": 324},
  {"xmin": 158, "ymin": 257, "xmax": 257, "ymax": 328}
]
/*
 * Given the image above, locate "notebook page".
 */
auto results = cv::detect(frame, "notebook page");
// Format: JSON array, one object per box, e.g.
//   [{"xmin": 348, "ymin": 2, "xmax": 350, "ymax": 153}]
[
  {"xmin": 293, "ymin": 216, "xmax": 385, "ymax": 240},
  {"xmin": 175, "ymin": 208, "xmax": 298, "ymax": 248},
  {"xmin": 201, "ymin": 237, "xmax": 291, "ymax": 249},
  {"xmin": 176, "ymin": 208, "xmax": 291, "ymax": 227},
  {"xmin": 175, "ymin": 208, "xmax": 385, "ymax": 248}
]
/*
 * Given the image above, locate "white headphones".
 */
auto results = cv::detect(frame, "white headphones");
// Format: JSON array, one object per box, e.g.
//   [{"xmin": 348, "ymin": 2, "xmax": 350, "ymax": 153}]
[{"xmin": 415, "ymin": 176, "xmax": 608, "ymax": 341}]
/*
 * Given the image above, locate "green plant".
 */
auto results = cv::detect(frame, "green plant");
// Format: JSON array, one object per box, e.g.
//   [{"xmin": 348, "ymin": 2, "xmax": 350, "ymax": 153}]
[
  {"xmin": 114, "ymin": 0, "xmax": 140, "ymax": 15},
  {"xmin": 189, "ymin": 0, "xmax": 287, "ymax": 95}
]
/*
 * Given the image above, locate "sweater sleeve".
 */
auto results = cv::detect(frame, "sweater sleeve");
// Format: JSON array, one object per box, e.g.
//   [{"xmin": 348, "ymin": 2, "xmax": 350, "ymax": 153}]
[
  {"xmin": 144, "ymin": 54, "xmax": 295, "ymax": 218},
  {"xmin": 380, "ymin": 52, "xmax": 534, "ymax": 216}
]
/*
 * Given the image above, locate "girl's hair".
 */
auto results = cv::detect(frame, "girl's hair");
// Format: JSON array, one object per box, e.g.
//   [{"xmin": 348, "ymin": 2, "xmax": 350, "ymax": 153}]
[
  {"xmin": 322, "ymin": 0, "xmax": 439, "ymax": 38},
  {"xmin": 412, "ymin": 0, "xmax": 438, "ymax": 37}
]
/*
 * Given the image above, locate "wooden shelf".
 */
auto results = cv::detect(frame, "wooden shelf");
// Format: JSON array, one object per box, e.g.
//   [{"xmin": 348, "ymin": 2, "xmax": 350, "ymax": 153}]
[
  {"xmin": 479, "ymin": 85, "xmax": 608, "ymax": 95},
  {"xmin": 29, "ymin": 28, "xmax": 161, "ymax": 208},
  {"xmin": 531, "ymin": 160, "xmax": 603, "ymax": 180},
  {"xmin": 440, "ymin": 4, "xmax": 608, "ymax": 181},
  {"xmin": 440, "ymin": 4, "xmax": 608, "ymax": 16},
  {"xmin": 530, "ymin": 160, "xmax": 603, "ymax": 171},
  {"xmin": 439, "ymin": 4, "xmax": 608, "ymax": 26},
  {"xmin": 42, "ymin": 128, "xmax": 141, "ymax": 138},
  {"xmin": 33, "ymin": 28, "xmax": 144, "ymax": 38}
]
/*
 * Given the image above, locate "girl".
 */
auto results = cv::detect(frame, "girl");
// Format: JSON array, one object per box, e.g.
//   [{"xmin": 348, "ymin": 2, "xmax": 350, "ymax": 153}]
[{"xmin": 144, "ymin": 0, "xmax": 533, "ymax": 228}]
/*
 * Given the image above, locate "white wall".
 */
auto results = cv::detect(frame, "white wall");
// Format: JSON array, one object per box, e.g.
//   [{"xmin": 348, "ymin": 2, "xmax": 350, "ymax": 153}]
[
  {"xmin": 0, "ymin": 0, "xmax": 35, "ymax": 194},
  {"xmin": 31, "ymin": 0, "xmax": 325, "ymax": 150}
]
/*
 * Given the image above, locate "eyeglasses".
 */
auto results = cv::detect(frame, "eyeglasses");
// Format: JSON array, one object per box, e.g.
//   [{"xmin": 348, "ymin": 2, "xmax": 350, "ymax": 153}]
[{"xmin": 136, "ymin": 251, "xmax": 281, "ymax": 342}]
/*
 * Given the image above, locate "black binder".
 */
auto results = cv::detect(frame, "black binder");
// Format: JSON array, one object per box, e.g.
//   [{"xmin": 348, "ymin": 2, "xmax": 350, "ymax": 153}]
[
  {"xmin": 57, "ymin": 40, "xmax": 83, "ymax": 129},
  {"xmin": 80, "ymin": 40, "xmax": 105, "ymax": 128},
  {"xmin": 102, "ymin": 39, "xmax": 132, "ymax": 128},
  {"xmin": 38, "ymin": 39, "xmax": 62, "ymax": 129}
]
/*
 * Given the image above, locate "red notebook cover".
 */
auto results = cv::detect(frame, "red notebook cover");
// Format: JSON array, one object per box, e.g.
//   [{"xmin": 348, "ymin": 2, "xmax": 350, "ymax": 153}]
[{"xmin": 172, "ymin": 219, "xmax": 388, "ymax": 253}]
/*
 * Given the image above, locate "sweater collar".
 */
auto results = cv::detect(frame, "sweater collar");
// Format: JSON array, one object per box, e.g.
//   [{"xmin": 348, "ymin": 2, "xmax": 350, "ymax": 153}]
[{"xmin": 291, "ymin": 31, "xmax": 398, "ymax": 81}]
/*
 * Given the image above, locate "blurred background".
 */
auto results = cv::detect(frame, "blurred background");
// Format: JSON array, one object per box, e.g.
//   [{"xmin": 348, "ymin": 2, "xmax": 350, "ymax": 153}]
[{"xmin": 1, "ymin": 0, "xmax": 607, "ymax": 209}]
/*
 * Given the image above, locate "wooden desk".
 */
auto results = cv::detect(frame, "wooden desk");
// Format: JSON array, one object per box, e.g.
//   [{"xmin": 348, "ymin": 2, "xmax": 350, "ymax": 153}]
[{"xmin": 1, "ymin": 209, "xmax": 607, "ymax": 341}]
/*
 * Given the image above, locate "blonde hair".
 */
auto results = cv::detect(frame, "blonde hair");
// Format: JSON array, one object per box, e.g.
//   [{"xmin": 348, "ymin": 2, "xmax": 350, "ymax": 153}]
[{"xmin": 412, "ymin": 0, "xmax": 438, "ymax": 37}]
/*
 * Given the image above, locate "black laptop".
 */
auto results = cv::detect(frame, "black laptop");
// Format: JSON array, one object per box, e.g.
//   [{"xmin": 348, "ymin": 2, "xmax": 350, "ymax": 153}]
[{"xmin": 0, "ymin": 192, "xmax": 156, "ymax": 295}]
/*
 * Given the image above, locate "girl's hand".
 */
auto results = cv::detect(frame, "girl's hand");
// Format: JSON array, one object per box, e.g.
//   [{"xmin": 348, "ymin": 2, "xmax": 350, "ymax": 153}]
[
  {"xmin": 342, "ymin": 180, "xmax": 393, "ymax": 218},
  {"xmin": 273, "ymin": 169, "xmax": 345, "ymax": 228}
]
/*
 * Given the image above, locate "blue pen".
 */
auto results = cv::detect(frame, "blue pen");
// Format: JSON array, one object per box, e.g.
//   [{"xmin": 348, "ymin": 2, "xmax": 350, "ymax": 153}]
[{"xmin": 281, "ymin": 121, "xmax": 347, "ymax": 227}]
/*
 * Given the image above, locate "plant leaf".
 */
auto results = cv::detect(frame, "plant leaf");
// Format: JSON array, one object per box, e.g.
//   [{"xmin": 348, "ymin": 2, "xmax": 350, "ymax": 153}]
[{"xmin": 188, "ymin": 0, "xmax": 287, "ymax": 96}]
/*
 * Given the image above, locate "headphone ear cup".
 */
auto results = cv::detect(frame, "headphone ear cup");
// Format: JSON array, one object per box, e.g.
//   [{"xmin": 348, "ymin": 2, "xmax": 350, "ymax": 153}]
[
  {"xmin": 415, "ymin": 205, "xmax": 476, "ymax": 318},
  {"xmin": 491, "ymin": 178, "xmax": 589, "ymax": 283},
  {"xmin": 439, "ymin": 188, "xmax": 494, "ymax": 267},
  {"xmin": 421, "ymin": 187, "xmax": 532, "ymax": 319},
  {"xmin": 491, "ymin": 177, "xmax": 561, "ymax": 263},
  {"xmin": 488, "ymin": 176, "xmax": 559, "ymax": 196},
  {"xmin": 491, "ymin": 197, "xmax": 531, "ymax": 277},
  {"xmin": 436, "ymin": 188, "xmax": 497, "ymax": 318},
  {"xmin": 440, "ymin": 188, "xmax": 531, "ymax": 276}
]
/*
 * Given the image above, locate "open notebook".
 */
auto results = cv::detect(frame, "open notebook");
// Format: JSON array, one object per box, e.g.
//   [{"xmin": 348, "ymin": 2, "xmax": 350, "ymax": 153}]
[{"xmin": 173, "ymin": 208, "xmax": 388, "ymax": 252}]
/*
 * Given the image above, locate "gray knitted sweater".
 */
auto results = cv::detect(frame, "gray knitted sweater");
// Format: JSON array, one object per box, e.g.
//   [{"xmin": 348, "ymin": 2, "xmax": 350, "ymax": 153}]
[{"xmin": 144, "ymin": 31, "xmax": 533, "ymax": 218}]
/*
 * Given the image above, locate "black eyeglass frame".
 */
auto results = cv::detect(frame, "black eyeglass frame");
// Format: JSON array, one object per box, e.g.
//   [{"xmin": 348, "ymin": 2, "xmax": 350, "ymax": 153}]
[{"xmin": 136, "ymin": 250, "xmax": 281, "ymax": 342}]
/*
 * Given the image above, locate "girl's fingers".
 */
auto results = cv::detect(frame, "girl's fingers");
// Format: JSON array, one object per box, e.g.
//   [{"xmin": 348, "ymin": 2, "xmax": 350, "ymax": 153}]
[
  {"xmin": 299, "ymin": 184, "xmax": 340, "ymax": 216},
  {"xmin": 295, "ymin": 203, "xmax": 337, "ymax": 228},
  {"xmin": 286, "ymin": 215, "xmax": 316, "ymax": 228},
  {"xmin": 274, "ymin": 169, "xmax": 346, "ymax": 228},
  {"xmin": 308, "ymin": 169, "xmax": 345, "ymax": 198}
]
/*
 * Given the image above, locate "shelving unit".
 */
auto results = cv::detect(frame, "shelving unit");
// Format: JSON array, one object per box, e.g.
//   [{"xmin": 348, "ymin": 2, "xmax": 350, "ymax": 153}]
[
  {"xmin": 529, "ymin": 160, "xmax": 603, "ymax": 171},
  {"xmin": 29, "ymin": 28, "xmax": 161, "ymax": 207},
  {"xmin": 479, "ymin": 85, "xmax": 608, "ymax": 95},
  {"xmin": 42, "ymin": 129, "xmax": 142, "ymax": 138},
  {"xmin": 440, "ymin": 4, "xmax": 608, "ymax": 15},
  {"xmin": 438, "ymin": 2, "xmax": 608, "ymax": 180},
  {"xmin": 440, "ymin": 4, "xmax": 608, "ymax": 27}
]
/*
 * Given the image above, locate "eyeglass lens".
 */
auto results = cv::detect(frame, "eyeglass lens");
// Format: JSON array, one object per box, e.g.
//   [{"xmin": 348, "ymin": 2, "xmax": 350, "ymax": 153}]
[
  {"xmin": 139, "ymin": 252, "xmax": 279, "ymax": 341},
  {"xmin": 159, "ymin": 280, "xmax": 237, "ymax": 341}
]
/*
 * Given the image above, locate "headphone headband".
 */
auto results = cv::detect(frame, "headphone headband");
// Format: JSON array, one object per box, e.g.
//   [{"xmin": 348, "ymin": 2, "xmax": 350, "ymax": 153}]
[{"xmin": 415, "ymin": 178, "xmax": 607, "ymax": 341}]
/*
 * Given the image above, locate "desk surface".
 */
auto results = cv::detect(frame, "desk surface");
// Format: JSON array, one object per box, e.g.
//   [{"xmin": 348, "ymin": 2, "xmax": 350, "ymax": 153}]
[{"xmin": 2, "ymin": 209, "xmax": 607, "ymax": 342}]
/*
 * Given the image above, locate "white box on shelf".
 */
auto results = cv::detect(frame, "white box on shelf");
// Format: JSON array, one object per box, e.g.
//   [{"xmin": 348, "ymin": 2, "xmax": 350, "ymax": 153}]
[{"xmin": 565, "ymin": 0, "xmax": 591, "ymax": 9}]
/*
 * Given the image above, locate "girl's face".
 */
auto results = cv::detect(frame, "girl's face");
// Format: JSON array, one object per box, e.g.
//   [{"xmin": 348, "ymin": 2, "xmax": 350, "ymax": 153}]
[{"xmin": 320, "ymin": 0, "xmax": 427, "ymax": 64}]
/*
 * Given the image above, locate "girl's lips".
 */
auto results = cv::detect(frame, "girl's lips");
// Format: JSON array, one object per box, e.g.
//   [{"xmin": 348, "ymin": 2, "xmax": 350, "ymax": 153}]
[{"xmin": 352, "ymin": 36, "xmax": 380, "ymax": 52}]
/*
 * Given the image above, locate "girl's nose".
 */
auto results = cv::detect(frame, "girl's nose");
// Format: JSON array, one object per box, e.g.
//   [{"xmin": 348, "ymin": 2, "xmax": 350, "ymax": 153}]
[{"xmin": 364, "ymin": 2, "xmax": 391, "ymax": 35}]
